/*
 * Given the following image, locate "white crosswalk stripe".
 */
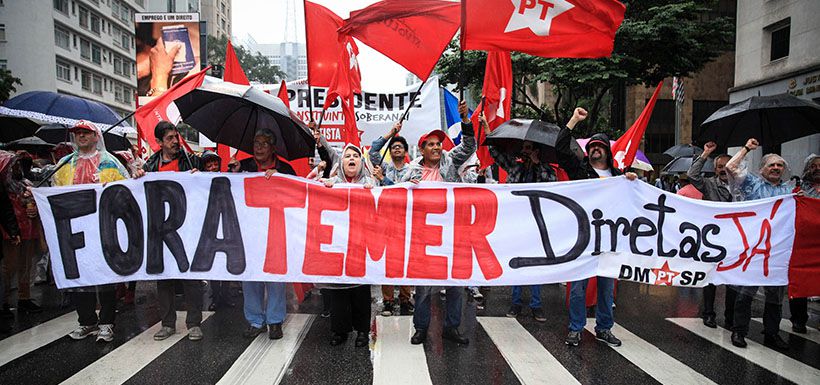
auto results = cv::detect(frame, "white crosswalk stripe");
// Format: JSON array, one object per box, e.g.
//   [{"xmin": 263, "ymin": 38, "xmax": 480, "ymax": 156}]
[
  {"xmin": 668, "ymin": 318, "xmax": 820, "ymax": 385},
  {"xmin": 753, "ymin": 318, "xmax": 820, "ymax": 344},
  {"xmin": 216, "ymin": 313, "xmax": 315, "ymax": 385},
  {"xmin": 59, "ymin": 311, "xmax": 214, "ymax": 385},
  {"xmin": 584, "ymin": 319, "xmax": 716, "ymax": 385},
  {"xmin": 480, "ymin": 317, "xmax": 580, "ymax": 385},
  {"xmin": 0, "ymin": 311, "xmax": 77, "ymax": 367},
  {"xmin": 373, "ymin": 316, "xmax": 432, "ymax": 385}
]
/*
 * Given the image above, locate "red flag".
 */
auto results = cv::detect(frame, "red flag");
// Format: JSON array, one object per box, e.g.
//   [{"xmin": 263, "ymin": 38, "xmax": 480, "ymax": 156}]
[
  {"xmin": 134, "ymin": 66, "xmax": 210, "ymax": 152},
  {"xmin": 218, "ymin": 40, "xmax": 253, "ymax": 171},
  {"xmin": 305, "ymin": 1, "xmax": 359, "ymax": 88},
  {"xmin": 462, "ymin": 0, "xmax": 625, "ymax": 58},
  {"xmin": 611, "ymin": 81, "xmax": 662, "ymax": 170},
  {"xmin": 789, "ymin": 196, "xmax": 820, "ymax": 297},
  {"xmin": 277, "ymin": 80, "xmax": 290, "ymax": 108},
  {"xmin": 339, "ymin": 0, "xmax": 460, "ymax": 80},
  {"xmin": 471, "ymin": 51, "xmax": 512, "ymax": 170},
  {"xmin": 224, "ymin": 40, "xmax": 250, "ymax": 85}
]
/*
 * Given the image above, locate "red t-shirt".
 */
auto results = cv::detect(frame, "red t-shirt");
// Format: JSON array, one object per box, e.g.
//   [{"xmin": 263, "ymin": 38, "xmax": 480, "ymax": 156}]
[{"xmin": 158, "ymin": 158, "xmax": 180, "ymax": 172}]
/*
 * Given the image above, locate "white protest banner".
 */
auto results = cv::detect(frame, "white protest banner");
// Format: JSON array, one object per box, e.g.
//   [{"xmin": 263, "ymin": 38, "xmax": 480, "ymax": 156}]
[
  {"xmin": 257, "ymin": 77, "xmax": 441, "ymax": 146},
  {"xmin": 33, "ymin": 173, "xmax": 807, "ymax": 290}
]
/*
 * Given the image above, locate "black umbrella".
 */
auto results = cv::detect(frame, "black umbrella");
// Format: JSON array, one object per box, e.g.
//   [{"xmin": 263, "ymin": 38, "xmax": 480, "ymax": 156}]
[
  {"xmin": 662, "ymin": 156, "xmax": 714, "ymax": 174},
  {"xmin": 696, "ymin": 93, "xmax": 820, "ymax": 147},
  {"xmin": 174, "ymin": 82, "xmax": 314, "ymax": 160},
  {"xmin": 663, "ymin": 144, "xmax": 702, "ymax": 158},
  {"xmin": 483, "ymin": 119, "xmax": 561, "ymax": 148},
  {"xmin": 0, "ymin": 115, "xmax": 44, "ymax": 142},
  {"xmin": 34, "ymin": 123, "xmax": 132, "ymax": 152},
  {"xmin": 3, "ymin": 136, "xmax": 55, "ymax": 152}
]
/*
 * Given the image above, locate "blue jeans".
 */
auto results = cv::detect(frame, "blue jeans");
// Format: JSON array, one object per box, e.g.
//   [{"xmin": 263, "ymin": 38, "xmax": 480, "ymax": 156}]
[
  {"xmin": 242, "ymin": 281, "xmax": 287, "ymax": 327},
  {"xmin": 511, "ymin": 285, "xmax": 542, "ymax": 308},
  {"xmin": 413, "ymin": 286, "xmax": 462, "ymax": 330},
  {"xmin": 568, "ymin": 277, "xmax": 614, "ymax": 332}
]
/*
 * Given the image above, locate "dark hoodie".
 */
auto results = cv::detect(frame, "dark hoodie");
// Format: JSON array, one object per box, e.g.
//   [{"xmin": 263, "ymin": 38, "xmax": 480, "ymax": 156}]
[{"xmin": 555, "ymin": 128, "xmax": 622, "ymax": 180}]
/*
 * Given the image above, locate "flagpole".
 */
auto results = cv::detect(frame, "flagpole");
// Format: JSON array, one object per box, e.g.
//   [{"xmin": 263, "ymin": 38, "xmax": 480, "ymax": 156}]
[
  {"xmin": 302, "ymin": 0, "xmax": 315, "ymax": 123},
  {"xmin": 459, "ymin": 0, "xmax": 466, "ymax": 100},
  {"xmin": 379, "ymin": 78, "xmax": 427, "ymax": 167}
]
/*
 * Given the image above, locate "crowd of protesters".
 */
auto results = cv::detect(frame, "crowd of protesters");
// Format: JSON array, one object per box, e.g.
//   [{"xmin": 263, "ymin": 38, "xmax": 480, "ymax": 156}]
[{"xmin": 0, "ymin": 97, "xmax": 816, "ymax": 355}]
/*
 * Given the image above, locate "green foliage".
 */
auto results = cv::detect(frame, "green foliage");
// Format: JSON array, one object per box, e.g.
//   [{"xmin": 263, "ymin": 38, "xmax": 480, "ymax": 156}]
[
  {"xmin": 206, "ymin": 35, "xmax": 286, "ymax": 83},
  {"xmin": 435, "ymin": 0, "xmax": 734, "ymax": 138},
  {"xmin": 0, "ymin": 68, "xmax": 22, "ymax": 103}
]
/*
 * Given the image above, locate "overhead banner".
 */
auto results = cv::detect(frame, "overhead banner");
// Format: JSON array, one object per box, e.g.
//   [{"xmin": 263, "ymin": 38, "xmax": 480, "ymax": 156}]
[
  {"xmin": 134, "ymin": 13, "xmax": 202, "ymax": 106},
  {"xmin": 257, "ymin": 77, "xmax": 441, "ymax": 146},
  {"xmin": 33, "ymin": 174, "xmax": 817, "ymax": 291}
]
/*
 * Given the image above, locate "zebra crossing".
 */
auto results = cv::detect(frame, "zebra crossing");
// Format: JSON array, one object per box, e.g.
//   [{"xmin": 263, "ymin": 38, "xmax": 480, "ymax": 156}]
[
  {"xmin": 1, "ymin": 312, "xmax": 818, "ymax": 384},
  {"xmin": 1, "ymin": 284, "xmax": 818, "ymax": 385}
]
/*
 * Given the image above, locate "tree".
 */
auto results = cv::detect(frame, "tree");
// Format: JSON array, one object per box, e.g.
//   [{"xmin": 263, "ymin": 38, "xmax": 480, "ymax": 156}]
[
  {"xmin": 436, "ymin": 0, "xmax": 734, "ymax": 138},
  {"xmin": 0, "ymin": 68, "xmax": 22, "ymax": 103},
  {"xmin": 206, "ymin": 35, "xmax": 286, "ymax": 83}
]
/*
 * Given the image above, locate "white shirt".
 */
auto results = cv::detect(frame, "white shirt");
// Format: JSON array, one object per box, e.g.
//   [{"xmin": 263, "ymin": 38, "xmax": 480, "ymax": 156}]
[{"xmin": 594, "ymin": 168, "xmax": 612, "ymax": 178}]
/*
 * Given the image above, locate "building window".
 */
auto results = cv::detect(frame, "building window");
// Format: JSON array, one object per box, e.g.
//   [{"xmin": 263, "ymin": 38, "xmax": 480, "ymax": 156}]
[
  {"xmin": 90, "ymin": 12, "xmax": 101, "ymax": 34},
  {"xmin": 119, "ymin": 3, "xmax": 130, "ymax": 22},
  {"xmin": 81, "ymin": 70, "xmax": 92, "ymax": 91},
  {"xmin": 92, "ymin": 44, "xmax": 102, "ymax": 64},
  {"xmin": 221, "ymin": 2, "xmax": 226, "ymax": 13},
  {"xmin": 79, "ymin": 6, "xmax": 89, "ymax": 28},
  {"xmin": 114, "ymin": 83, "xmax": 123, "ymax": 102},
  {"xmin": 0, "ymin": 60, "xmax": 7, "ymax": 70},
  {"xmin": 54, "ymin": 25, "xmax": 70, "ymax": 49},
  {"xmin": 0, "ymin": 25, "xmax": 5, "ymax": 41},
  {"xmin": 92, "ymin": 75, "xmax": 103, "ymax": 95},
  {"xmin": 769, "ymin": 22, "xmax": 790, "ymax": 61},
  {"xmin": 56, "ymin": 61, "xmax": 72, "ymax": 82},
  {"xmin": 53, "ymin": 0, "xmax": 68, "ymax": 14},
  {"xmin": 80, "ymin": 38, "xmax": 91, "ymax": 60}
]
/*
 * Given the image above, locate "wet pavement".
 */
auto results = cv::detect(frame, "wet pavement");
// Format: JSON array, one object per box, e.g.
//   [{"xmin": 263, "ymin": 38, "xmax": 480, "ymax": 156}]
[{"xmin": 0, "ymin": 280, "xmax": 818, "ymax": 384}]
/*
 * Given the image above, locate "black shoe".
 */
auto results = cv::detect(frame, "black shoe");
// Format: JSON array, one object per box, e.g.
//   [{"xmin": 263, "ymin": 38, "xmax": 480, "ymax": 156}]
[
  {"xmin": 763, "ymin": 333, "xmax": 789, "ymax": 350},
  {"xmin": 355, "ymin": 331, "xmax": 369, "ymax": 347},
  {"xmin": 381, "ymin": 301, "xmax": 394, "ymax": 317},
  {"xmin": 731, "ymin": 332, "xmax": 747, "ymax": 348},
  {"xmin": 531, "ymin": 307, "xmax": 546, "ymax": 322},
  {"xmin": 595, "ymin": 329, "xmax": 622, "ymax": 347},
  {"xmin": 18, "ymin": 300, "xmax": 43, "ymax": 314},
  {"xmin": 0, "ymin": 305, "xmax": 13, "ymax": 319},
  {"xmin": 243, "ymin": 325, "xmax": 266, "ymax": 339},
  {"xmin": 442, "ymin": 327, "xmax": 469, "ymax": 344},
  {"xmin": 506, "ymin": 304, "xmax": 522, "ymax": 318},
  {"xmin": 565, "ymin": 331, "xmax": 581, "ymax": 347},
  {"xmin": 399, "ymin": 302, "xmax": 414, "ymax": 315},
  {"xmin": 410, "ymin": 329, "xmax": 427, "ymax": 345},
  {"xmin": 792, "ymin": 323, "xmax": 807, "ymax": 334},
  {"xmin": 268, "ymin": 323, "xmax": 283, "ymax": 340},
  {"xmin": 330, "ymin": 333, "xmax": 347, "ymax": 346},
  {"xmin": 703, "ymin": 315, "xmax": 717, "ymax": 328}
]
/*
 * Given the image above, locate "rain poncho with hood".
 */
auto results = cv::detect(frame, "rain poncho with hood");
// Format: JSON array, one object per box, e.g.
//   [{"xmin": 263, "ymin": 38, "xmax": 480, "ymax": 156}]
[
  {"xmin": 0, "ymin": 151, "xmax": 38, "ymax": 240},
  {"xmin": 51, "ymin": 121, "xmax": 129, "ymax": 186},
  {"xmin": 327, "ymin": 144, "xmax": 376, "ymax": 186}
]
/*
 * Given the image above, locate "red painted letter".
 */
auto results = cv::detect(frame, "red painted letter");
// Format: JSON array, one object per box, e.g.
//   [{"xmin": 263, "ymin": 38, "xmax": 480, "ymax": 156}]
[
  {"xmin": 346, "ymin": 188, "xmax": 408, "ymax": 277},
  {"xmin": 407, "ymin": 189, "xmax": 448, "ymax": 279},
  {"xmin": 303, "ymin": 184, "xmax": 349, "ymax": 276},
  {"xmin": 244, "ymin": 176, "xmax": 306, "ymax": 274},
  {"xmin": 452, "ymin": 188, "xmax": 502, "ymax": 280}
]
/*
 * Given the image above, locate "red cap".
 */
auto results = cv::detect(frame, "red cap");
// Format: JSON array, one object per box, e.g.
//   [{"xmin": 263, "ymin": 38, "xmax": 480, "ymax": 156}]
[
  {"xmin": 69, "ymin": 120, "xmax": 97, "ymax": 133},
  {"xmin": 417, "ymin": 129, "xmax": 448, "ymax": 148}
]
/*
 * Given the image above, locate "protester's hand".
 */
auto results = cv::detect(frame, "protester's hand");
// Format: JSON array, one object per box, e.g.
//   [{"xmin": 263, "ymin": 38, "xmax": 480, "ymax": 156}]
[
  {"xmin": 133, "ymin": 169, "xmax": 146, "ymax": 179},
  {"xmin": 458, "ymin": 100, "xmax": 469, "ymax": 123},
  {"xmin": 373, "ymin": 165, "xmax": 384, "ymax": 181},
  {"xmin": 364, "ymin": 183, "xmax": 374, "ymax": 189},
  {"xmin": 264, "ymin": 169, "xmax": 277, "ymax": 179},
  {"xmin": 745, "ymin": 138, "xmax": 759, "ymax": 151},
  {"xmin": 478, "ymin": 167, "xmax": 488, "ymax": 177},
  {"xmin": 149, "ymin": 37, "xmax": 180, "ymax": 92},
  {"xmin": 702, "ymin": 141, "xmax": 717, "ymax": 157},
  {"xmin": 795, "ymin": 190, "xmax": 805, "ymax": 197},
  {"xmin": 391, "ymin": 122, "xmax": 403, "ymax": 136},
  {"xmin": 228, "ymin": 157, "xmax": 240, "ymax": 172},
  {"xmin": 625, "ymin": 172, "xmax": 638, "ymax": 181},
  {"xmin": 317, "ymin": 161, "xmax": 327, "ymax": 172},
  {"xmin": 478, "ymin": 112, "xmax": 489, "ymax": 130},
  {"xmin": 10, "ymin": 235, "xmax": 20, "ymax": 246},
  {"xmin": 189, "ymin": 168, "xmax": 199, "ymax": 174},
  {"xmin": 409, "ymin": 178, "xmax": 420, "ymax": 185},
  {"xmin": 25, "ymin": 206, "xmax": 38, "ymax": 218},
  {"xmin": 323, "ymin": 179, "xmax": 334, "ymax": 188},
  {"xmin": 567, "ymin": 107, "xmax": 588, "ymax": 130}
]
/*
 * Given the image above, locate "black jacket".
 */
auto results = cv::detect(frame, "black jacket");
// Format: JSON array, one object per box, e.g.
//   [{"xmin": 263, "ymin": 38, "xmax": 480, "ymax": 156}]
[
  {"xmin": 143, "ymin": 150, "xmax": 200, "ymax": 172},
  {"xmin": 237, "ymin": 157, "xmax": 296, "ymax": 176},
  {"xmin": 555, "ymin": 127, "xmax": 622, "ymax": 180},
  {"xmin": 0, "ymin": 182, "xmax": 20, "ymax": 261}
]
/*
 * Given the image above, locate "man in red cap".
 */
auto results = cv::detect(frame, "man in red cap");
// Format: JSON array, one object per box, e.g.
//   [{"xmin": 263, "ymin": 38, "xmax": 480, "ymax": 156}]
[{"xmin": 402, "ymin": 100, "xmax": 476, "ymax": 346}]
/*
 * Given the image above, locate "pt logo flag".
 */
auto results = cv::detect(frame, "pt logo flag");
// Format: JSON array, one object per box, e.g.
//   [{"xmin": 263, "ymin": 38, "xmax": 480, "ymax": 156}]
[
  {"xmin": 611, "ymin": 81, "xmax": 663, "ymax": 170},
  {"xmin": 463, "ymin": 0, "xmax": 626, "ymax": 58},
  {"xmin": 472, "ymin": 51, "xmax": 513, "ymax": 170}
]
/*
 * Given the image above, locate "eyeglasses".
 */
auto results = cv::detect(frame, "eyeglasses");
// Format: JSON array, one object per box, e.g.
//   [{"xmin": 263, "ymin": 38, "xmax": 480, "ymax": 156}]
[{"xmin": 390, "ymin": 145, "xmax": 405, "ymax": 150}]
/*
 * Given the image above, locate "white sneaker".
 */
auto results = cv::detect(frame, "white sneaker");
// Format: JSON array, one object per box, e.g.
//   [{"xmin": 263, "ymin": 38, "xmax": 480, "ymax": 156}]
[
  {"xmin": 69, "ymin": 325, "xmax": 99, "ymax": 340},
  {"xmin": 96, "ymin": 324, "xmax": 114, "ymax": 342}
]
